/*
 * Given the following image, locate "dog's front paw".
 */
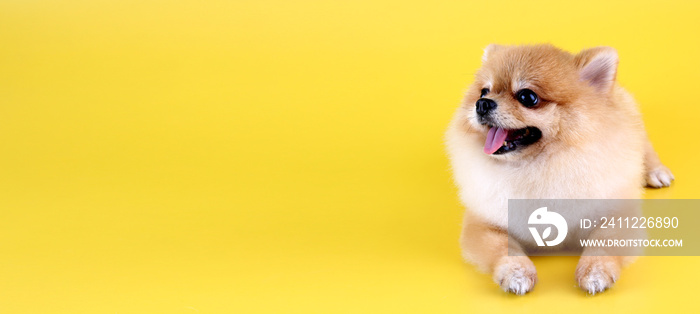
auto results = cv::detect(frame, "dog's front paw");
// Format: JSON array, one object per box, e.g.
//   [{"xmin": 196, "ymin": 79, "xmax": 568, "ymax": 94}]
[
  {"xmin": 575, "ymin": 256, "xmax": 621, "ymax": 295},
  {"xmin": 646, "ymin": 165, "xmax": 674, "ymax": 188},
  {"xmin": 493, "ymin": 256, "xmax": 537, "ymax": 295}
]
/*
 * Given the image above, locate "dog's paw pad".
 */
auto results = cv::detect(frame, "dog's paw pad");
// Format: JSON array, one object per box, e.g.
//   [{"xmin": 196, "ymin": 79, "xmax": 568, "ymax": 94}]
[
  {"xmin": 494, "ymin": 258, "xmax": 537, "ymax": 295},
  {"xmin": 646, "ymin": 165, "xmax": 674, "ymax": 188},
  {"xmin": 576, "ymin": 259, "xmax": 619, "ymax": 295}
]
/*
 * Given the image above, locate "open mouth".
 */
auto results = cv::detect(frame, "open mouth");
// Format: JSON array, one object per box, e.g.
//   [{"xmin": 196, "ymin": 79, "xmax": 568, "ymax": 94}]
[{"xmin": 483, "ymin": 126, "xmax": 542, "ymax": 155}]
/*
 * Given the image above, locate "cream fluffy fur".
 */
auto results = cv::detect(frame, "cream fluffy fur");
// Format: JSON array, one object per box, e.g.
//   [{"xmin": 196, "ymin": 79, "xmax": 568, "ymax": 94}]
[{"xmin": 445, "ymin": 44, "xmax": 674, "ymax": 295}]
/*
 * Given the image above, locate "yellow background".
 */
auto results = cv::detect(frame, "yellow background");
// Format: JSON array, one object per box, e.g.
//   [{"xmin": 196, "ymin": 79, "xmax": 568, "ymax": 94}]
[{"xmin": 1, "ymin": 0, "xmax": 699, "ymax": 313}]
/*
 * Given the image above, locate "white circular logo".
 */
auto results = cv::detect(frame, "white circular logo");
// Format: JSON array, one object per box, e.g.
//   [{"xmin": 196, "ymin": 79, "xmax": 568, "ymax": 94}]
[{"xmin": 528, "ymin": 207, "xmax": 568, "ymax": 247}]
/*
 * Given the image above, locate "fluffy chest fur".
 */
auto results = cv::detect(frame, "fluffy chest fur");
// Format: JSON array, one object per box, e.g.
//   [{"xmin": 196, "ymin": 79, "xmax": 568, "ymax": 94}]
[{"xmin": 445, "ymin": 104, "xmax": 644, "ymax": 229}]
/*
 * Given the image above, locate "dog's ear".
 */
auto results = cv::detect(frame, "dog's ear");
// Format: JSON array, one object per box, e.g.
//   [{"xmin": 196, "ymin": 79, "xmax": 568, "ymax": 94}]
[
  {"xmin": 575, "ymin": 47, "xmax": 618, "ymax": 92},
  {"xmin": 482, "ymin": 44, "xmax": 504, "ymax": 63}
]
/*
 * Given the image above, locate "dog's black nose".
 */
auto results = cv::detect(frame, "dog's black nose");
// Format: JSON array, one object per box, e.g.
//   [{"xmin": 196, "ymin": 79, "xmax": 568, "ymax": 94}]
[{"xmin": 475, "ymin": 98, "xmax": 497, "ymax": 116}]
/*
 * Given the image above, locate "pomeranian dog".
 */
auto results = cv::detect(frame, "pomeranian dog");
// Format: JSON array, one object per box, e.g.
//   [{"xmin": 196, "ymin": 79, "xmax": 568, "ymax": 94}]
[{"xmin": 445, "ymin": 44, "xmax": 674, "ymax": 295}]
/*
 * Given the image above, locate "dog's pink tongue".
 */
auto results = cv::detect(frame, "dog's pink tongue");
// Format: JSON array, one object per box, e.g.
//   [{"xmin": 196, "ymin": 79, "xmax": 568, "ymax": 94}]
[{"xmin": 484, "ymin": 127, "xmax": 508, "ymax": 154}]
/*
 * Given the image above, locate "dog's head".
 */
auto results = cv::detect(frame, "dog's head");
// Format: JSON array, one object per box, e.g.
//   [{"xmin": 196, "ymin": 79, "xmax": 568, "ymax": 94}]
[{"xmin": 464, "ymin": 44, "xmax": 619, "ymax": 159}]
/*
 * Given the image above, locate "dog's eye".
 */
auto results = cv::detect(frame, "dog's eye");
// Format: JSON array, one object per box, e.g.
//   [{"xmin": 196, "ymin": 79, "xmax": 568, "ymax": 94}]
[
  {"xmin": 516, "ymin": 89, "xmax": 538, "ymax": 107},
  {"xmin": 480, "ymin": 88, "xmax": 489, "ymax": 98}
]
